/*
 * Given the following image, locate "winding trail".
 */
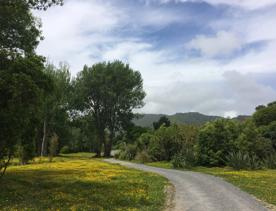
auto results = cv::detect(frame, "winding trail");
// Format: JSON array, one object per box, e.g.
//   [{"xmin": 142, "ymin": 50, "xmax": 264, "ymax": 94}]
[{"xmin": 104, "ymin": 159, "xmax": 268, "ymax": 211}]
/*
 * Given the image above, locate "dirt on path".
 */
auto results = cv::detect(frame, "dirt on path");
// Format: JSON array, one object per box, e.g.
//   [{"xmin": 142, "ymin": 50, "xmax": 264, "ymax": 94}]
[{"xmin": 104, "ymin": 159, "xmax": 268, "ymax": 211}]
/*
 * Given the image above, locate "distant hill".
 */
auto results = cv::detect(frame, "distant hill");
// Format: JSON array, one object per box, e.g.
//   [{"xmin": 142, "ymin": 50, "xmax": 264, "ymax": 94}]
[
  {"xmin": 133, "ymin": 112, "xmax": 222, "ymax": 128},
  {"xmin": 232, "ymin": 115, "xmax": 251, "ymax": 122}
]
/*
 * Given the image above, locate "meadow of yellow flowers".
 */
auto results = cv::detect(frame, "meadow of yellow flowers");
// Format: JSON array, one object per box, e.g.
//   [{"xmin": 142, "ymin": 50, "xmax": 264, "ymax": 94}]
[{"xmin": 0, "ymin": 153, "xmax": 168, "ymax": 211}]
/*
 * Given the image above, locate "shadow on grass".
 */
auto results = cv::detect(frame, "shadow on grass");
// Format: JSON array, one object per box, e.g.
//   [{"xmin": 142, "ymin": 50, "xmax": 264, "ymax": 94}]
[{"xmin": 0, "ymin": 168, "xmax": 158, "ymax": 210}]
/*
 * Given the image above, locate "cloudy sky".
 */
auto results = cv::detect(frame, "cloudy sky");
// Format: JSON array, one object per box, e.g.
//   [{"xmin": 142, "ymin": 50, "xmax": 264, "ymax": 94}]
[{"xmin": 35, "ymin": 0, "xmax": 276, "ymax": 117}]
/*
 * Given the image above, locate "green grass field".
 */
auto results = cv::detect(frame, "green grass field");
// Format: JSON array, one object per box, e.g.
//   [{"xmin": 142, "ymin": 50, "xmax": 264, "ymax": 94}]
[
  {"xmin": 0, "ymin": 153, "xmax": 168, "ymax": 211},
  {"xmin": 146, "ymin": 161, "xmax": 276, "ymax": 205}
]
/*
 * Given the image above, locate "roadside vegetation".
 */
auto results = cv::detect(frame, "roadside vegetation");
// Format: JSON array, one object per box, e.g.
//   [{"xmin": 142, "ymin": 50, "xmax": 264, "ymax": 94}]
[
  {"xmin": 116, "ymin": 103, "xmax": 276, "ymax": 171},
  {"xmin": 0, "ymin": 153, "xmax": 167, "ymax": 210}
]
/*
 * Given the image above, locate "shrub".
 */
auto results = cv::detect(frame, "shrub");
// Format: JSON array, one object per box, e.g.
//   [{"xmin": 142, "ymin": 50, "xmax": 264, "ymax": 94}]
[
  {"xmin": 197, "ymin": 119, "xmax": 240, "ymax": 166},
  {"xmin": 60, "ymin": 145, "xmax": 70, "ymax": 154},
  {"xmin": 15, "ymin": 145, "xmax": 34, "ymax": 165},
  {"xmin": 171, "ymin": 149, "xmax": 197, "ymax": 169},
  {"xmin": 263, "ymin": 152, "xmax": 276, "ymax": 169},
  {"xmin": 135, "ymin": 150, "xmax": 152, "ymax": 163},
  {"xmin": 147, "ymin": 124, "xmax": 198, "ymax": 162},
  {"xmin": 226, "ymin": 152, "xmax": 263, "ymax": 170},
  {"xmin": 15, "ymin": 141, "xmax": 36, "ymax": 165},
  {"xmin": 226, "ymin": 152, "xmax": 250, "ymax": 170},
  {"xmin": 118, "ymin": 144, "xmax": 137, "ymax": 160}
]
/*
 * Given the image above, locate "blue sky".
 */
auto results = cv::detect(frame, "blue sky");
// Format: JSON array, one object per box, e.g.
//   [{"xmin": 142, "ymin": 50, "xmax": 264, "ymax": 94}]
[{"xmin": 35, "ymin": 0, "xmax": 276, "ymax": 117}]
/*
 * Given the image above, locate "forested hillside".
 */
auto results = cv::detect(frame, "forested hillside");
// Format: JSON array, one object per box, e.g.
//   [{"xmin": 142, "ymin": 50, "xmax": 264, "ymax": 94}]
[{"xmin": 133, "ymin": 112, "xmax": 222, "ymax": 127}]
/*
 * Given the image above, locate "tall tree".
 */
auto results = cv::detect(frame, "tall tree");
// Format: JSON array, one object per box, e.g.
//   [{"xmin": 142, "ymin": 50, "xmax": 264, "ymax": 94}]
[
  {"xmin": 41, "ymin": 63, "xmax": 71, "ymax": 156},
  {"xmin": 0, "ymin": 55, "xmax": 52, "ymax": 174},
  {"xmin": 0, "ymin": 0, "xmax": 62, "ymax": 176},
  {"xmin": 74, "ymin": 61, "xmax": 145, "ymax": 157}
]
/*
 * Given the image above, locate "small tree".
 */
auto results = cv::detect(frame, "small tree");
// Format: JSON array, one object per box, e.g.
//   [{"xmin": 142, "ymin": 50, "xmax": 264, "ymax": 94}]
[
  {"xmin": 153, "ymin": 116, "xmax": 171, "ymax": 130},
  {"xmin": 48, "ymin": 133, "xmax": 59, "ymax": 162}
]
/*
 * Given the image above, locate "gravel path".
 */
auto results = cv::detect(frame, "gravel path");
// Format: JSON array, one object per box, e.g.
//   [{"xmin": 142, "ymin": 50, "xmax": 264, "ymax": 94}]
[{"xmin": 104, "ymin": 159, "xmax": 268, "ymax": 211}]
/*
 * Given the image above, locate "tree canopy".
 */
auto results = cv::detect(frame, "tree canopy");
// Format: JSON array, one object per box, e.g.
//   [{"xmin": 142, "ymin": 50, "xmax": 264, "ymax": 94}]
[{"xmin": 73, "ymin": 61, "xmax": 145, "ymax": 157}]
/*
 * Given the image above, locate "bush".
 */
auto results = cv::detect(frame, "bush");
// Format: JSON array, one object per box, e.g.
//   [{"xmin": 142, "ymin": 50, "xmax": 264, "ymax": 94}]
[
  {"xmin": 197, "ymin": 119, "xmax": 240, "ymax": 166},
  {"xmin": 135, "ymin": 150, "xmax": 152, "ymax": 163},
  {"xmin": 171, "ymin": 149, "xmax": 197, "ymax": 169},
  {"xmin": 226, "ymin": 152, "xmax": 250, "ymax": 170},
  {"xmin": 118, "ymin": 144, "xmax": 137, "ymax": 160},
  {"xmin": 60, "ymin": 145, "xmax": 70, "ymax": 154},
  {"xmin": 15, "ymin": 145, "xmax": 34, "ymax": 165},
  {"xmin": 226, "ymin": 152, "xmax": 263, "ymax": 170},
  {"xmin": 263, "ymin": 152, "xmax": 276, "ymax": 169},
  {"xmin": 147, "ymin": 125, "xmax": 198, "ymax": 162}
]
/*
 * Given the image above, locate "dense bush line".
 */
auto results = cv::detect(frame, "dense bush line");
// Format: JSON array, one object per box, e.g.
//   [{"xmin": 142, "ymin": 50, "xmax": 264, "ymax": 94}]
[{"xmin": 117, "ymin": 102, "xmax": 276, "ymax": 170}]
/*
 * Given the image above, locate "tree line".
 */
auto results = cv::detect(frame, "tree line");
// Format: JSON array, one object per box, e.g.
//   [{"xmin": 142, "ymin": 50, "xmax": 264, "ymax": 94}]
[
  {"xmin": 0, "ymin": 0, "xmax": 145, "ymax": 177},
  {"xmin": 116, "ymin": 103, "xmax": 276, "ymax": 170}
]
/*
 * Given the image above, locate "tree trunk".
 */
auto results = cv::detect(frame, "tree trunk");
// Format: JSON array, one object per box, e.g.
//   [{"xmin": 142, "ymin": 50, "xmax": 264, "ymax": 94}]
[
  {"xmin": 104, "ymin": 131, "xmax": 114, "ymax": 157},
  {"xmin": 94, "ymin": 129, "xmax": 104, "ymax": 157},
  {"xmin": 0, "ymin": 151, "xmax": 11, "ymax": 178},
  {"xmin": 104, "ymin": 142, "xmax": 112, "ymax": 157},
  {"xmin": 41, "ymin": 119, "xmax": 47, "ymax": 157}
]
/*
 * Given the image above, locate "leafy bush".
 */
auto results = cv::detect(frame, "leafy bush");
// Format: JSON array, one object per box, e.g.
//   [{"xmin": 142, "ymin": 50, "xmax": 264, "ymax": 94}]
[
  {"xmin": 197, "ymin": 119, "xmax": 240, "ymax": 166},
  {"xmin": 171, "ymin": 149, "xmax": 197, "ymax": 169},
  {"xmin": 15, "ymin": 145, "xmax": 33, "ymax": 165},
  {"xmin": 147, "ymin": 124, "xmax": 198, "ymax": 162},
  {"xmin": 60, "ymin": 146, "xmax": 70, "ymax": 154},
  {"xmin": 135, "ymin": 150, "xmax": 152, "ymax": 163},
  {"xmin": 263, "ymin": 152, "xmax": 276, "ymax": 169},
  {"xmin": 226, "ymin": 152, "xmax": 251, "ymax": 170},
  {"xmin": 118, "ymin": 144, "xmax": 137, "ymax": 161},
  {"xmin": 226, "ymin": 152, "xmax": 263, "ymax": 170}
]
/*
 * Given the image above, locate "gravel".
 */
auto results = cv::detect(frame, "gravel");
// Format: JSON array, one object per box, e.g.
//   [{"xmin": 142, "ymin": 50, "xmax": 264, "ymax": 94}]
[{"xmin": 104, "ymin": 159, "xmax": 268, "ymax": 211}]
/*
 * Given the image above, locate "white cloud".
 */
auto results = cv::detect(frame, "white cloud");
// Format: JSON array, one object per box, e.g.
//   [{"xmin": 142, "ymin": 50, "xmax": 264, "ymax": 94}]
[
  {"xmin": 34, "ymin": 0, "xmax": 276, "ymax": 116},
  {"xmin": 187, "ymin": 31, "xmax": 242, "ymax": 58},
  {"xmin": 141, "ymin": 71, "xmax": 276, "ymax": 116},
  {"xmin": 144, "ymin": 0, "xmax": 276, "ymax": 10},
  {"xmin": 204, "ymin": 0, "xmax": 276, "ymax": 10}
]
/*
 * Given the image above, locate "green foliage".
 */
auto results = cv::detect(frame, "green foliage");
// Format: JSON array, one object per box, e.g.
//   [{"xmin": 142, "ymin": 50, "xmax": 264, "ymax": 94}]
[
  {"xmin": 226, "ymin": 152, "xmax": 263, "ymax": 170},
  {"xmin": 118, "ymin": 144, "xmax": 137, "ymax": 161},
  {"xmin": 235, "ymin": 120, "xmax": 273, "ymax": 160},
  {"xmin": 41, "ymin": 63, "xmax": 71, "ymax": 156},
  {"xmin": 60, "ymin": 146, "xmax": 70, "ymax": 154},
  {"xmin": 135, "ymin": 150, "xmax": 152, "ymax": 163},
  {"xmin": 197, "ymin": 119, "xmax": 240, "ymax": 166},
  {"xmin": 263, "ymin": 152, "xmax": 276, "ymax": 169},
  {"xmin": 0, "ymin": 0, "xmax": 62, "ymax": 56},
  {"xmin": 0, "ymin": 55, "xmax": 52, "ymax": 174},
  {"xmin": 73, "ymin": 61, "xmax": 145, "ymax": 157},
  {"xmin": 171, "ymin": 148, "xmax": 197, "ymax": 169},
  {"xmin": 0, "ymin": 0, "xmax": 62, "ymax": 176},
  {"xmin": 253, "ymin": 102, "xmax": 276, "ymax": 127},
  {"xmin": 153, "ymin": 116, "xmax": 171, "ymax": 130},
  {"xmin": 260, "ymin": 121, "xmax": 276, "ymax": 150},
  {"xmin": 120, "ymin": 124, "xmax": 198, "ymax": 163}
]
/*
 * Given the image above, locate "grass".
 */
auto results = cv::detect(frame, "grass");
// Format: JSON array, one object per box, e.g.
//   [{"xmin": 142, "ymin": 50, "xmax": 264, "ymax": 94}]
[
  {"xmin": 0, "ymin": 153, "xmax": 168, "ymax": 211},
  {"xmin": 145, "ymin": 161, "xmax": 276, "ymax": 206},
  {"xmin": 146, "ymin": 161, "xmax": 173, "ymax": 169},
  {"xmin": 193, "ymin": 167, "xmax": 276, "ymax": 206}
]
